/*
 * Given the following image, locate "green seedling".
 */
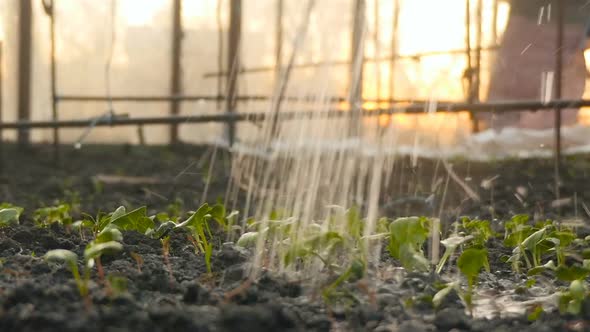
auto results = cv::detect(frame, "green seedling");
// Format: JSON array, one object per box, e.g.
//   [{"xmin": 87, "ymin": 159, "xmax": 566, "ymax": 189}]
[
  {"xmin": 555, "ymin": 262, "xmax": 590, "ymax": 282},
  {"xmin": 388, "ymin": 217, "xmax": 431, "ymax": 272},
  {"xmin": 130, "ymin": 252, "xmax": 144, "ymax": 273},
  {"xmin": 544, "ymin": 228, "xmax": 576, "ymax": 267},
  {"xmin": 521, "ymin": 226, "xmax": 550, "ymax": 268},
  {"xmin": 0, "ymin": 207, "xmax": 23, "ymax": 227},
  {"xmin": 44, "ymin": 249, "xmax": 88, "ymax": 299},
  {"xmin": 460, "ymin": 217, "xmax": 493, "ymax": 247},
  {"xmin": 236, "ymin": 231, "xmax": 259, "ymax": 248},
  {"xmin": 527, "ymin": 305, "xmax": 544, "ymax": 321},
  {"xmin": 44, "ymin": 228, "xmax": 124, "ymax": 303},
  {"xmin": 436, "ymin": 218, "xmax": 493, "ymax": 274},
  {"xmin": 436, "ymin": 234, "xmax": 471, "ymax": 274},
  {"xmin": 282, "ymin": 207, "xmax": 368, "ymax": 270},
  {"xmin": 151, "ymin": 203, "xmax": 217, "ymax": 275},
  {"xmin": 34, "ymin": 204, "xmax": 72, "ymax": 228},
  {"xmin": 107, "ymin": 275, "xmax": 128, "ymax": 298},
  {"xmin": 109, "ymin": 206, "xmax": 155, "ymax": 234},
  {"xmin": 432, "ymin": 280, "xmax": 461, "ymax": 308},
  {"xmin": 180, "ymin": 204, "xmax": 215, "ymax": 274},
  {"xmin": 507, "ymin": 220, "xmax": 577, "ymax": 274},
  {"xmin": 284, "ymin": 231, "xmax": 345, "ymax": 270},
  {"xmin": 321, "ymin": 258, "xmax": 365, "ymax": 305},
  {"xmin": 457, "ymin": 247, "xmax": 489, "ymax": 314},
  {"xmin": 85, "ymin": 225, "xmax": 125, "ymax": 290},
  {"xmin": 74, "ymin": 206, "xmax": 155, "ymax": 239},
  {"xmin": 558, "ymin": 279, "xmax": 588, "ymax": 315},
  {"xmin": 160, "ymin": 235, "xmax": 174, "ymax": 284},
  {"xmin": 504, "ymin": 215, "xmax": 534, "ymax": 247}
]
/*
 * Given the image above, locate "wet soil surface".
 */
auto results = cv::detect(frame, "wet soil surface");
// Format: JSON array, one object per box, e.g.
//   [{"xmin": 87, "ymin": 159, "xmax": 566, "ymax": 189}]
[{"xmin": 0, "ymin": 144, "xmax": 590, "ymax": 331}]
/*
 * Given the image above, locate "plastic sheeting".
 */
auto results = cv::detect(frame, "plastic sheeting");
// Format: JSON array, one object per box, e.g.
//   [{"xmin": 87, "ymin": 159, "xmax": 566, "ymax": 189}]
[{"xmin": 0, "ymin": 0, "xmax": 588, "ymax": 161}]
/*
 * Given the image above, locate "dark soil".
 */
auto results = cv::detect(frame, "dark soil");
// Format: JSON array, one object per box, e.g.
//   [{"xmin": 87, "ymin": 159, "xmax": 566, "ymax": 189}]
[{"xmin": 0, "ymin": 143, "xmax": 589, "ymax": 331}]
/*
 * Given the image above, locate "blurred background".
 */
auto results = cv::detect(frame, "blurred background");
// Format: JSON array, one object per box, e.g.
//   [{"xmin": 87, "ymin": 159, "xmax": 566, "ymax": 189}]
[{"xmin": 0, "ymin": 0, "xmax": 589, "ymax": 157}]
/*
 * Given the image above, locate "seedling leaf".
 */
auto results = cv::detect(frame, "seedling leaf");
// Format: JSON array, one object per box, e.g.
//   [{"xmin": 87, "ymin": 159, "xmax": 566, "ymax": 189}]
[
  {"xmin": 457, "ymin": 248, "xmax": 489, "ymax": 285},
  {"xmin": 110, "ymin": 206, "xmax": 154, "ymax": 234},
  {"xmin": 44, "ymin": 249, "xmax": 78, "ymax": 265},
  {"xmin": 236, "ymin": 231, "xmax": 259, "ymax": 248},
  {"xmin": 388, "ymin": 217, "xmax": 431, "ymax": 272},
  {"xmin": 84, "ymin": 241, "xmax": 123, "ymax": 261},
  {"xmin": 555, "ymin": 264, "xmax": 590, "ymax": 282},
  {"xmin": 0, "ymin": 208, "xmax": 21, "ymax": 226}
]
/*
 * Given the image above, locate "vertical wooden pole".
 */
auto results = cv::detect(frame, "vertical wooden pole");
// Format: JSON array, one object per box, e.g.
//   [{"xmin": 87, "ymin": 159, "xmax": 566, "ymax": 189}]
[
  {"xmin": 472, "ymin": 0, "xmax": 482, "ymax": 132},
  {"xmin": 170, "ymin": 0, "xmax": 183, "ymax": 144},
  {"xmin": 0, "ymin": 42, "xmax": 3, "ymax": 172},
  {"xmin": 349, "ymin": 0, "xmax": 366, "ymax": 136},
  {"xmin": 275, "ymin": 0, "xmax": 283, "ymax": 84},
  {"xmin": 216, "ymin": 0, "xmax": 224, "ymax": 111},
  {"xmin": 389, "ymin": 0, "xmax": 399, "ymax": 102},
  {"xmin": 554, "ymin": 0, "xmax": 564, "ymax": 202},
  {"xmin": 226, "ymin": 0, "xmax": 242, "ymax": 146},
  {"xmin": 46, "ymin": 0, "xmax": 59, "ymax": 163},
  {"xmin": 374, "ymin": 0, "xmax": 380, "ymax": 102},
  {"xmin": 474, "ymin": 0, "xmax": 482, "ymax": 102},
  {"xmin": 17, "ymin": 0, "xmax": 33, "ymax": 146},
  {"xmin": 465, "ymin": 0, "xmax": 472, "ymax": 99},
  {"xmin": 464, "ymin": 0, "xmax": 478, "ymax": 132}
]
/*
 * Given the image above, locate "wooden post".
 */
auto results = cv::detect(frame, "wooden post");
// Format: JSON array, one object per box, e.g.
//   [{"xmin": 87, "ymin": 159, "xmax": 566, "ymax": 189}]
[
  {"xmin": 17, "ymin": 0, "xmax": 33, "ymax": 146},
  {"xmin": 216, "ymin": 0, "xmax": 224, "ymax": 111},
  {"xmin": 464, "ymin": 0, "xmax": 479, "ymax": 132},
  {"xmin": 472, "ymin": 0, "xmax": 482, "ymax": 132},
  {"xmin": 474, "ymin": 0, "xmax": 482, "ymax": 102},
  {"xmin": 389, "ymin": 0, "xmax": 399, "ymax": 102},
  {"xmin": 275, "ymin": 0, "xmax": 283, "ymax": 84},
  {"xmin": 170, "ymin": 0, "xmax": 183, "ymax": 144},
  {"xmin": 554, "ymin": 0, "xmax": 564, "ymax": 201},
  {"xmin": 0, "ymin": 42, "xmax": 3, "ymax": 172},
  {"xmin": 42, "ymin": 0, "xmax": 59, "ymax": 163},
  {"xmin": 349, "ymin": 0, "xmax": 366, "ymax": 136},
  {"xmin": 374, "ymin": 0, "xmax": 380, "ymax": 102},
  {"xmin": 226, "ymin": 0, "xmax": 242, "ymax": 146}
]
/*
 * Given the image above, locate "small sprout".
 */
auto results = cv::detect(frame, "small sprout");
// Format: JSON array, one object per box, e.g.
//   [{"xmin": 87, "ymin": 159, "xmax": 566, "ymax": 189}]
[
  {"xmin": 457, "ymin": 248, "xmax": 489, "ymax": 314},
  {"xmin": 160, "ymin": 236, "xmax": 174, "ymax": 284},
  {"xmin": 236, "ymin": 231, "xmax": 259, "ymax": 248},
  {"xmin": 525, "ymin": 278, "xmax": 537, "ymax": 288},
  {"xmin": 45, "ymin": 249, "xmax": 78, "ymax": 267},
  {"xmin": 559, "ymin": 279, "xmax": 588, "ymax": 315},
  {"xmin": 106, "ymin": 275, "xmax": 128, "ymax": 298},
  {"xmin": 433, "ymin": 281, "xmax": 460, "ymax": 308},
  {"xmin": 110, "ymin": 206, "xmax": 154, "ymax": 234},
  {"xmin": 283, "ymin": 231, "xmax": 344, "ymax": 268},
  {"xmin": 175, "ymin": 203, "xmax": 216, "ymax": 274},
  {"xmin": 527, "ymin": 305, "xmax": 544, "ymax": 321},
  {"xmin": 84, "ymin": 241, "xmax": 123, "ymax": 262},
  {"xmin": 322, "ymin": 258, "xmax": 366, "ymax": 304},
  {"xmin": 522, "ymin": 227, "xmax": 549, "ymax": 268},
  {"xmin": 388, "ymin": 217, "xmax": 431, "ymax": 272},
  {"xmin": 149, "ymin": 221, "xmax": 177, "ymax": 239},
  {"xmin": 33, "ymin": 204, "xmax": 72, "ymax": 228},
  {"xmin": 527, "ymin": 260, "xmax": 557, "ymax": 276},
  {"xmin": 436, "ymin": 234, "xmax": 472, "ymax": 274},
  {"xmin": 130, "ymin": 252, "xmax": 144, "ymax": 273},
  {"xmin": 555, "ymin": 264, "xmax": 590, "ymax": 282},
  {"xmin": 44, "ymin": 249, "xmax": 89, "ymax": 299},
  {"xmin": 460, "ymin": 217, "xmax": 493, "ymax": 247},
  {"xmin": 0, "ymin": 208, "xmax": 22, "ymax": 227}
]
